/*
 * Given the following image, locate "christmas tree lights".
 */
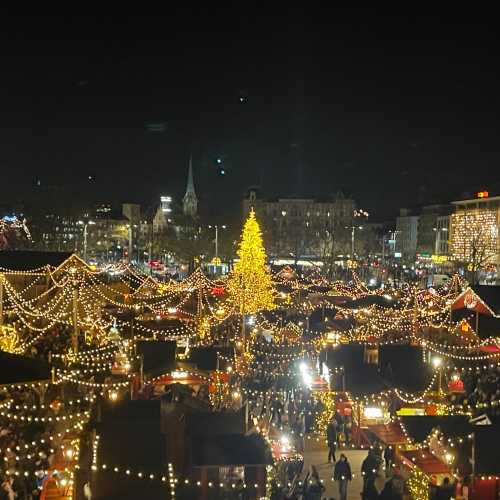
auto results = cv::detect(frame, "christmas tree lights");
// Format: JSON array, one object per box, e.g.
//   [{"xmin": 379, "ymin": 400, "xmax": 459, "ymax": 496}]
[{"xmin": 227, "ymin": 209, "xmax": 275, "ymax": 314}]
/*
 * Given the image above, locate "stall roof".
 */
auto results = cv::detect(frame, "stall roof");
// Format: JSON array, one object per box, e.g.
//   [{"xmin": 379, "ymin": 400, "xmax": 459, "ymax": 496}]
[
  {"xmin": 0, "ymin": 250, "xmax": 72, "ymax": 271},
  {"xmin": 473, "ymin": 285, "xmax": 500, "ymax": 316},
  {"xmin": 452, "ymin": 309, "xmax": 500, "ymax": 338},
  {"xmin": 191, "ymin": 433, "xmax": 272, "ymax": 467},
  {"xmin": 324, "ymin": 344, "xmax": 432, "ymax": 395},
  {"xmin": 399, "ymin": 448, "xmax": 450, "ymax": 475},
  {"xmin": 0, "ymin": 352, "xmax": 50, "ymax": 385},
  {"xmin": 399, "ymin": 416, "xmax": 472, "ymax": 443},
  {"xmin": 92, "ymin": 399, "xmax": 166, "ymax": 500},
  {"xmin": 324, "ymin": 345, "xmax": 387, "ymax": 394},
  {"xmin": 475, "ymin": 419, "xmax": 500, "ymax": 475},
  {"xmin": 367, "ymin": 422, "xmax": 407, "ymax": 445}
]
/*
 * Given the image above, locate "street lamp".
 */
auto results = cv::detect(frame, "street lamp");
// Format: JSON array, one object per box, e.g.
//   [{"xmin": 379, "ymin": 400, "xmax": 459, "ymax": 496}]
[
  {"xmin": 77, "ymin": 220, "xmax": 95, "ymax": 262},
  {"xmin": 346, "ymin": 209, "xmax": 369, "ymax": 258},
  {"xmin": 432, "ymin": 357, "xmax": 443, "ymax": 393},
  {"xmin": 208, "ymin": 225, "xmax": 227, "ymax": 262}
]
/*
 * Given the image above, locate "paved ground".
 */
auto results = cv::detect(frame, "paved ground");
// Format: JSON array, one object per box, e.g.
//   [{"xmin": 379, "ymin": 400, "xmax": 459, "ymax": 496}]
[{"xmin": 302, "ymin": 437, "xmax": 367, "ymax": 500}]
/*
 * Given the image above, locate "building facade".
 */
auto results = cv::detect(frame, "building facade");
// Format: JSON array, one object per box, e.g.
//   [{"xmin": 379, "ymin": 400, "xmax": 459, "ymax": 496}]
[
  {"xmin": 417, "ymin": 204, "xmax": 453, "ymax": 256},
  {"xmin": 434, "ymin": 215, "xmax": 451, "ymax": 256},
  {"xmin": 395, "ymin": 209, "xmax": 419, "ymax": 260},
  {"xmin": 153, "ymin": 196, "xmax": 172, "ymax": 234},
  {"xmin": 450, "ymin": 195, "xmax": 500, "ymax": 269},
  {"xmin": 242, "ymin": 189, "xmax": 355, "ymax": 260}
]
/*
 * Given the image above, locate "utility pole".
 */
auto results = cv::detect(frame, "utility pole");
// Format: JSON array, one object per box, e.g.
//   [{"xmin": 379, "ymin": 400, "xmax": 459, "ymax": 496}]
[
  {"xmin": 128, "ymin": 225, "xmax": 133, "ymax": 263},
  {"xmin": 71, "ymin": 278, "xmax": 79, "ymax": 353},
  {"xmin": 83, "ymin": 224, "xmax": 88, "ymax": 262},
  {"xmin": 77, "ymin": 220, "xmax": 95, "ymax": 262},
  {"xmin": 413, "ymin": 287, "xmax": 419, "ymax": 337},
  {"xmin": 215, "ymin": 225, "xmax": 219, "ymax": 261},
  {"xmin": 208, "ymin": 224, "xmax": 226, "ymax": 263},
  {"xmin": 381, "ymin": 235, "xmax": 386, "ymax": 284}
]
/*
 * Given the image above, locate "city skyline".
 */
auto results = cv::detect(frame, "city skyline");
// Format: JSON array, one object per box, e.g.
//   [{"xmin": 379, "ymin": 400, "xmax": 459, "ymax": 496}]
[{"xmin": 1, "ymin": 10, "xmax": 499, "ymax": 219}]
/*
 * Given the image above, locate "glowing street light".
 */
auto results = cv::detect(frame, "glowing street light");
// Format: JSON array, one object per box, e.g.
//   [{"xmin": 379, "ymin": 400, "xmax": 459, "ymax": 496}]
[{"xmin": 432, "ymin": 357, "xmax": 442, "ymax": 369}]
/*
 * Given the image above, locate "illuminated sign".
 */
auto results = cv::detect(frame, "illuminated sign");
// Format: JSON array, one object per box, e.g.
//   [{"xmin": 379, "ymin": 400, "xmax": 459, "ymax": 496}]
[
  {"xmin": 417, "ymin": 253, "xmax": 431, "ymax": 259},
  {"xmin": 364, "ymin": 407, "xmax": 383, "ymax": 418},
  {"xmin": 477, "ymin": 191, "xmax": 489, "ymax": 198},
  {"xmin": 396, "ymin": 408, "xmax": 425, "ymax": 416},
  {"xmin": 431, "ymin": 255, "xmax": 448, "ymax": 263}
]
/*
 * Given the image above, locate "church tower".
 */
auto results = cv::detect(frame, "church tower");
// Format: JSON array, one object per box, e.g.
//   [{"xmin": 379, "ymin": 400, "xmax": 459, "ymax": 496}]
[{"xmin": 182, "ymin": 155, "xmax": 198, "ymax": 217}]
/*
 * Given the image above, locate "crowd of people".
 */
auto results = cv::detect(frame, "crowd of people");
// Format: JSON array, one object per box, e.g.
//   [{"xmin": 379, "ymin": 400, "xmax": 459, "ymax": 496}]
[
  {"xmin": 0, "ymin": 386, "xmax": 59, "ymax": 499},
  {"xmin": 458, "ymin": 365, "xmax": 500, "ymax": 416}
]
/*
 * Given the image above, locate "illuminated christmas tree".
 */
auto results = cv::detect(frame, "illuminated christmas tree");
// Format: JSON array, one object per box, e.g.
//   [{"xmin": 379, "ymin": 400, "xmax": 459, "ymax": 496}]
[{"xmin": 228, "ymin": 209, "xmax": 275, "ymax": 314}]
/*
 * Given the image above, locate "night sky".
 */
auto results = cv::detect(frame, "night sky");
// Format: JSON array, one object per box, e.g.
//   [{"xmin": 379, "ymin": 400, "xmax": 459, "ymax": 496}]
[{"xmin": 1, "ymin": 10, "xmax": 499, "ymax": 220}]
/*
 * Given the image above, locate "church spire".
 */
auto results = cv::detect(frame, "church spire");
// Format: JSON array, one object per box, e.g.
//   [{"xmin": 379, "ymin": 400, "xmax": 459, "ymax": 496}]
[{"xmin": 183, "ymin": 155, "xmax": 198, "ymax": 217}]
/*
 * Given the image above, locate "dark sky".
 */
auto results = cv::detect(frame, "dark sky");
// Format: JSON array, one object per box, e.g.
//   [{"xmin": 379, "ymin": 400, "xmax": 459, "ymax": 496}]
[{"xmin": 1, "ymin": 10, "xmax": 499, "ymax": 220}]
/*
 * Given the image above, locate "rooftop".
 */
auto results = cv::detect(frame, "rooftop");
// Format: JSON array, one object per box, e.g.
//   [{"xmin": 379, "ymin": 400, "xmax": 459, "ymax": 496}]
[{"xmin": 0, "ymin": 250, "xmax": 72, "ymax": 271}]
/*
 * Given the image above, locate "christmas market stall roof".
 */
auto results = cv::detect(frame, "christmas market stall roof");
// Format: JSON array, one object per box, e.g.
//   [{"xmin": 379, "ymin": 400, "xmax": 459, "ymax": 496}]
[
  {"xmin": 323, "ymin": 345, "xmax": 387, "ymax": 395},
  {"xmin": 340, "ymin": 294, "xmax": 396, "ymax": 309},
  {"xmin": 191, "ymin": 433, "xmax": 272, "ymax": 467},
  {"xmin": 0, "ymin": 351, "xmax": 50, "ymax": 385},
  {"xmin": 451, "ymin": 286, "xmax": 500, "ymax": 317},
  {"xmin": 323, "ymin": 345, "xmax": 432, "ymax": 395},
  {"xmin": 451, "ymin": 309, "xmax": 500, "ymax": 338},
  {"xmin": 379, "ymin": 345, "xmax": 432, "ymax": 392},
  {"xmin": 399, "ymin": 416, "xmax": 472, "ymax": 443},
  {"xmin": 365, "ymin": 422, "xmax": 408, "ymax": 446},
  {"xmin": 474, "ymin": 417, "xmax": 500, "ymax": 475},
  {"xmin": 472, "ymin": 285, "xmax": 500, "ymax": 316},
  {"xmin": 91, "ymin": 398, "xmax": 167, "ymax": 500},
  {"xmin": 189, "ymin": 346, "xmax": 236, "ymax": 371},
  {"xmin": 399, "ymin": 448, "xmax": 450, "ymax": 475},
  {"xmin": 136, "ymin": 340, "xmax": 176, "ymax": 377},
  {"xmin": 0, "ymin": 250, "xmax": 72, "ymax": 271}
]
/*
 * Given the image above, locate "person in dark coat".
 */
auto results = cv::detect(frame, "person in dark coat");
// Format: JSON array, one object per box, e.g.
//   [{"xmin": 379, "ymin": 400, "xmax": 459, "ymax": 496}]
[
  {"xmin": 335, "ymin": 409, "xmax": 345, "ymax": 434},
  {"xmin": 383, "ymin": 445, "xmax": 395, "ymax": 472},
  {"xmin": 326, "ymin": 418, "xmax": 338, "ymax": 462},
  {"xmin": 361, "ymin": 449, "xmax": 380, "ymax": 494},
  {"xmin": 333, "ymin": 453, "xmax": 352, "ymax": 500},
  {"xmin": 380, "ymin": 467, "xmax": 404, "ymax": 500},
  {"xmin": 436, "ymin": 477, "xmax": 454, "ymax": 500}
]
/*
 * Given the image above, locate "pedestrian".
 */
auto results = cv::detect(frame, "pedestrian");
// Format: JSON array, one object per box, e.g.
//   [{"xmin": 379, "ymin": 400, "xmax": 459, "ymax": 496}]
[
  {"xmin": 326, "ymin": 418, "xmax": 337, "ymax": 463},
  {"xmin": 380, "ymin": 466, "xmax": 404, "ymax": 500},
  {"xmin": 304, "ymin": 465, "xmax": 325, "ymax": 500},
  {"xmin": 335, "ymin": 409, "xmax": 344, "ymax": 434},
  {"xmin": 292, "ymin": 414, "xmax": 305, "ymax": 453},
  {"xmin": 363, "ymin": 477, "xmax": 380, "ymax": 500},
  {"xmin": 333, "ymin": 453, "xmax": 352, "ymax": 500},
  {"xmin": 344, "ymin": 414, "xmax": 352, "ymax": 446},
  {"xmin": 383, "ymin": 445, "xmax": 395, "ymax": 473},
  {"xmin": 436, "ymin": 477, "xmax": 454, "ymax": 500},
  {"xmin": 361, "ymin": 449, "xmax": 380, "ymax": 494}
]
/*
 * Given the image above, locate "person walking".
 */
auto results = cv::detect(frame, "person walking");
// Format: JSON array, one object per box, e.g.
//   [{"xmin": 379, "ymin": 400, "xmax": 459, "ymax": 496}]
[
  {"xmin": 333, "ymin": 453, "xmax": 352, "ymax": 500},
  {"xmin": 344, "ymin": 414, "xmax": 352, "ymax": 446},
  {"xmin": 304, "ymin": 465, "xmax": 325, "ymax": 500},
  {"xmin": 380, "ymin": 466, "xmax": 404, "ymax": 500},
  {"xmin": 292, "ymin": 414, "xmax": 305, "ymax": 453},
  {"xmin": 326, "ymin": 418, "xmax": 338, "ymax": 463},
  {"xmin": 383, "ymin": 445, "xmax": 395, "ymax": 473},
  {"xmin": 361, "ymin": 449, "xmax": 381, "ymax": 495},
  {"xmin": 436, "ymin": 477, "xmax": 455, "ymax": 500}
]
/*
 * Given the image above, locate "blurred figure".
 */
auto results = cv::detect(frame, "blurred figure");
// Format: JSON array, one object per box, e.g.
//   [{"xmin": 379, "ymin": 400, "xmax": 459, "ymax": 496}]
[
  {"xmin": 326, "ymin": 418, "xmax": 337, "ymax": 462},
  {"xmin": 333, "ymin": 453, "xmax": 352, "ymax": 500},
  {"xmin": 304, "ymin": 465, "xmax": 325, "ymax": 500}
]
